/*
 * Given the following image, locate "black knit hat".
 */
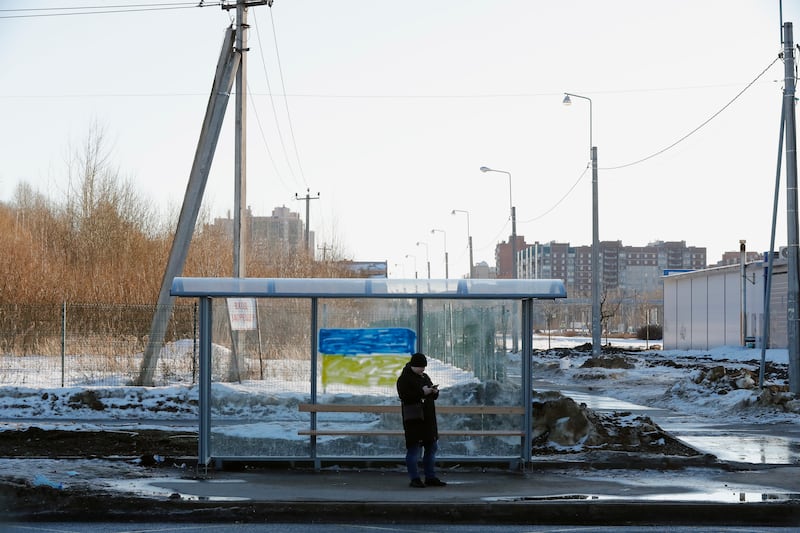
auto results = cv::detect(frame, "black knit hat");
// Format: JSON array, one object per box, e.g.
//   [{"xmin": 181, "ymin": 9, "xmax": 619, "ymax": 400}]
[{"xmin": 409, "ymin": 352, "xmax": 427, "ymax": 367}]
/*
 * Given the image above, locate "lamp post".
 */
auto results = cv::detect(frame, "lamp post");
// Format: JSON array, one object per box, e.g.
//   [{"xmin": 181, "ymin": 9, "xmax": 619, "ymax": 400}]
[
  {"xmin": 480, "ymin": 165, "xmax": 518, "ymax": 352},
  {"xmin": 416, "ymin": 241, "xmax": 431, "ymax": 279},
  {"xmin": 563, "ymin": 92, "xmax": 601, "ymax": 358},
  {"xmin": 479, "ymin": 166, "xmax": 516, "ymax": 280},
  {"xmin": 405, "ymin": 253, "xmax": 418, "ymax": 279},
  {"xmin": 452, "ymin": 209, "xmax": 474, "ymax": 278},
  {"xmin": 431, "ymin": 229, "xmax": 449, "ymax": 278}
]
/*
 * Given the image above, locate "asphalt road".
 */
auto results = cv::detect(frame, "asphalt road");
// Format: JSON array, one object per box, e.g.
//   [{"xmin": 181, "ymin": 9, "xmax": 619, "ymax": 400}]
[{"xmin": 2, "ymin": 523, "xmax": 799, "ymax": 532}]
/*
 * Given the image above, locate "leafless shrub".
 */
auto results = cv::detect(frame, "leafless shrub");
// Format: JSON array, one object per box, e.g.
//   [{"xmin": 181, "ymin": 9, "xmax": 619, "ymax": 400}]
[{"xmin": 0, "ymin": 125, "xmax": 351, "ymax": 372}]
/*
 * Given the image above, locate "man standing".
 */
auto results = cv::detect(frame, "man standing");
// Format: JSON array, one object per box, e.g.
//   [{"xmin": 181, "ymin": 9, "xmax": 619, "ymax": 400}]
[{"xmin": 396, "ymin": 352, "xmax": 447, "ymax": 488}]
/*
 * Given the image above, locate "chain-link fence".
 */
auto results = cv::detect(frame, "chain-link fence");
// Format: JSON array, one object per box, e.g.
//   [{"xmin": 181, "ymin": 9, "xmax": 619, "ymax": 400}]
[
  {"xmin": 0, "ymin": 303, "xmax": 197, "ymax": 387},
  {"xmin": 0, "ymin": 297, "xmax": 531, "ymax": 461},
  {"xmin": 0, "ymin": 298, "xmax": 519, "ymax": 389}
]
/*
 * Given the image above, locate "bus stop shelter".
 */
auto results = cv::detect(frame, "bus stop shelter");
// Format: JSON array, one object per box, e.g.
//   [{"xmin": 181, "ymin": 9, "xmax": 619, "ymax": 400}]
[{"xmin": 170, "ymin": 277, "xmax": 567, "ymax": 468}]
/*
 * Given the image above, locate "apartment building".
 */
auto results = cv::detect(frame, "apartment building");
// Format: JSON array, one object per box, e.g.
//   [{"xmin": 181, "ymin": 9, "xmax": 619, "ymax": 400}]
[
  {"xmin": 513, "ymin": 239, "xmax": 706, "ymax": 295},
  {"xmin": 210, "ymin": 205, "xmax": 313, "ymax": 256}
]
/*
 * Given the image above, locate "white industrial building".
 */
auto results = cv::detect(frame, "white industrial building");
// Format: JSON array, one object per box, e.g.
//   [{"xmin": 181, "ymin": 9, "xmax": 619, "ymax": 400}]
[{"xmin": 662, "ymin": 255, "xmax": 788, "ymax": 350}]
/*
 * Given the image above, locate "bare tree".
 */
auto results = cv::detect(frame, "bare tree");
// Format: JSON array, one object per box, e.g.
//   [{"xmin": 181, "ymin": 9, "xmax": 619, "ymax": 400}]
[
  {"xmin": 600, "ymin": 287, "xmax": 623, "ymax": 348},
  {"xmin": 539, "ymin": 300, "xmax": 562, "ymax": 350}
]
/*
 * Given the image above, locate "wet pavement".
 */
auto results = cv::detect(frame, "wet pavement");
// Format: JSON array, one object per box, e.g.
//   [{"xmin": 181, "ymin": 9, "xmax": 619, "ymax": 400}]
[
  {"xmin": 4, "ymin": 450, "xmax": 800, "ymax": 525},
  {"xmin": 90, "ymin": 461, "xmax": 800, "ymax": 525},
  {"xmin": 661, "ymin": 419, "xmax": 800, "ymax": 465},
  {"xmin": 144, "ymin": 463, "xmax": 800, "ymax": 504}
]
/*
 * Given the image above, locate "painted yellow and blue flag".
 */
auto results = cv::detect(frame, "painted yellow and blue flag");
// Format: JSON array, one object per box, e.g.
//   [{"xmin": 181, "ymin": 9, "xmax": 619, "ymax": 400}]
[{"xmin": 318, "ymin": 327, "xmax": 417, "ymax": 387}]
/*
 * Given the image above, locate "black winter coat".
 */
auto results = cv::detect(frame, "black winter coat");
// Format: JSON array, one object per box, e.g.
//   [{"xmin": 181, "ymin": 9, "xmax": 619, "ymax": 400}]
[{"xmin": 396, "ymin": 363, "xmax": 439, "ymax": 447}]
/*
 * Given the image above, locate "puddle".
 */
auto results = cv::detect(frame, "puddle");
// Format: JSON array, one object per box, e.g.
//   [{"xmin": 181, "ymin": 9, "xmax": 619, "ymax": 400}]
[
  {"xmin": 484, "ymin": 494, "xmax": 597, "ymax": 502},
  {"xmin": 103, "ymin": 477, "xmax": 252, "ymax": 502},
  {"xmin": 672, "ymin": 434, "xmax": 799, "ymax": 464},
  {"xmin": 657, "ymin": 419, "xmax": 800, "ymax": 465},
  {"xmin": 484, "ymin": 492, "xmax": 800, "ymax": 503},
  {"xmin": 638, "ymin": 491, "xmax": 800, "ymax": 503}
]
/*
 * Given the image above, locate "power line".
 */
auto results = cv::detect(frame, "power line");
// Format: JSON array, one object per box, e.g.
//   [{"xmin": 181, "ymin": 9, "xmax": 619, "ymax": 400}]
[
  {"xmin": 0, "ymin": 2, "xmax": 217, "ymax": 19},
  {"xmin": 0, "ymin": 75, "xmax": 781, "ymax": 101},
  {"xmin": 251, "ymin": 10, "xmax": 303, "ymax": 188},
  {"xmin": 513, "ymin": 57, "xmax": 779, "ymax": 235},
  {"xmin": 519, "ymin": 164, "xmax": 590, "ymax": 224},
  {"xmin": 246, "ymin": 81, "xmax": 294, "ymax": 192},
  {"xmin": 268, "ymin": 6, "xmax": 307, "ymax": 186},
  {"xmin": 0, "ymin": 1, "xmax": 200, "ymax": 10},
  {"xmin": 511, "ymin": 57, "xmax": 780, "ymax": 246},
  {"xmin": 236, "ymin": 81, "xmax": 780, "ymax": 100},
  {"xmin": 0, "ymin": 93, "xmax": 208, "ymax": 98},
  {"xmin": 601, "ymin": 55, "xmax": 782, "ymax": 171},
  {"xmin": 473, "ymin": 219, "xmax": 511, "ymax": 255}
]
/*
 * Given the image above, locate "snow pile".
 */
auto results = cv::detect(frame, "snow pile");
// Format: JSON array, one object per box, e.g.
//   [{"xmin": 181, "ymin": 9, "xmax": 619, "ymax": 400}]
[{"xmin": 529, "ymin": 341, "xmax": 797, "ymax": 425}]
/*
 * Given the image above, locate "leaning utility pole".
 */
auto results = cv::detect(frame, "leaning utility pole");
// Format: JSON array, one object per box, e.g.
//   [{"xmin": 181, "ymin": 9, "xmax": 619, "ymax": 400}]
[
  {"xmin": 137, "ymin": 0, "xmax": 272, "ymax": 386},
  {"xmin": 783, "ymin": 22, "xmax": 800, "ymax": 394}
]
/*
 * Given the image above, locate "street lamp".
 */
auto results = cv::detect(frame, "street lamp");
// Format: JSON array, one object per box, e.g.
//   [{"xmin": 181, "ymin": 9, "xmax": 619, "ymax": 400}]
[
  {"xmin": 405, "ymin": 253, "xmax": 418, "ymax": 279},
  {"xmin": 564, "ymin": 92, "xmax": 601, "ymax": 358},
  {"xmin": 480, "ymin": 165, "xmax": 518, "ymax": 353},
  {"xmin": 452, "ymin": 209, "xmax": 474, "ymax": 278},
  {"xmin": 416, "ymin": 241, "xmax": 431, "ymax": 279},
  {"xmin": 479, "ymin": 166, "xmax": 516, "ymax": 280},
  {"xmin": 430, "ymin": 229, "xmax": 449, "ymax": 278}
]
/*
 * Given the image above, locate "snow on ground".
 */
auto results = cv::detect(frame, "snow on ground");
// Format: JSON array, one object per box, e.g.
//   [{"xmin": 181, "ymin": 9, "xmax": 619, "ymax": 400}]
[
  {"xmin": 0, "ymin": 335, "xmax": 794, "ymax": 434},
  {"xmin": 0, "ymin": 336, "xmax": 798, "ymax": 493},
  {"xmin": 0, "ymin": 341, "xmax": 481, "ymax": 437},
  {"xmin": 528, "ymin": 336, "xmax": 796, "ymax": 424}
]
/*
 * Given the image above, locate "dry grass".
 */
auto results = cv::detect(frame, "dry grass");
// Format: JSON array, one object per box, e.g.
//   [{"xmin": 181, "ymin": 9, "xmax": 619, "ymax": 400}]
[{"xmin": 0, "ymin": 127, "xmax": 356, "ymax": 361}]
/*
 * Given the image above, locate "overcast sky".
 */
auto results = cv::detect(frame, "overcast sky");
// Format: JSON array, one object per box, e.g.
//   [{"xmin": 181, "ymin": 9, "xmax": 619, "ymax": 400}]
[{"xmin": 2, "ymin": 1, "xmax": 799, "ymax": 278}]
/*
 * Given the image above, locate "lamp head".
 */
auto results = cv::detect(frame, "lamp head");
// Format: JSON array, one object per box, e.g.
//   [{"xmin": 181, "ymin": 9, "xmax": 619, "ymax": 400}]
[
  {"xmin": 479, "ymin": 166, "xmax": 491, "ymax": 173},
  {"xmin": 562, "ymin": 94, "xmax": 572, "ymax": 106}
]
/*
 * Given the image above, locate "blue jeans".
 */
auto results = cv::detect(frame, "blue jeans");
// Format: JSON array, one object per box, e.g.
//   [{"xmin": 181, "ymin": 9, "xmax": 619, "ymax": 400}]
[{"xmin": 405, "ymin": 439, "xmax": 438, "ymax": 480}]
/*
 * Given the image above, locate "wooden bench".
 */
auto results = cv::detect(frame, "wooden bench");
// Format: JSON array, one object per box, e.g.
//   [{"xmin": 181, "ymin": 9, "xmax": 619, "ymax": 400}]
[{"xmin": 298, "ymin": 403, "xmax": 525, "ymax": 437}]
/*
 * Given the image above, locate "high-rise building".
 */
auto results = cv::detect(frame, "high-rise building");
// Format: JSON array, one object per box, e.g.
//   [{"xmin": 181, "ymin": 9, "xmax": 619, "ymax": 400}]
[{"xmin": 210, "ymin": 205, "xmax": 314, "ymax": 257}]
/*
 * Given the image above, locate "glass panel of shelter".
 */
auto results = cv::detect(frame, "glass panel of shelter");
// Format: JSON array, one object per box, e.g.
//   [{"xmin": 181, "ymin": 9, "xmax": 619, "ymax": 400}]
[{"xmin": 203, "ymin": 295, "xmax": 524, "ymax": 461}]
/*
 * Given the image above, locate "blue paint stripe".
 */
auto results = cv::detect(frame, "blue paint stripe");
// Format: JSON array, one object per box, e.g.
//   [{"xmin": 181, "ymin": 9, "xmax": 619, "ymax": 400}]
[{"xmin": 318, "ymin": 327, "xmax": 416, "ymax": 355}]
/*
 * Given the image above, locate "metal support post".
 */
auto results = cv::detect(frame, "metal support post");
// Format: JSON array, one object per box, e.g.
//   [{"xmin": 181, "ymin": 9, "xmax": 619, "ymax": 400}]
[
  {"xmin": 591, "ymin": 146, "xmax": 601, "ymax": 357},
  {"xmin": 783, "ymin": 22, "xmax": 800, "ymax": 393}
]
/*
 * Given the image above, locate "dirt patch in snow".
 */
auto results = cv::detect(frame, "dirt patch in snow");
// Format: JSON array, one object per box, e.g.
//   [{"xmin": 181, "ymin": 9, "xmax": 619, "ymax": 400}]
[
  {"xmin": 531, "ymin": 390, "xmax": 699, "ymax": 457},
  {"xmin": 0, "ymin": 427, "xmax": 197, "ymax": 461}
]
